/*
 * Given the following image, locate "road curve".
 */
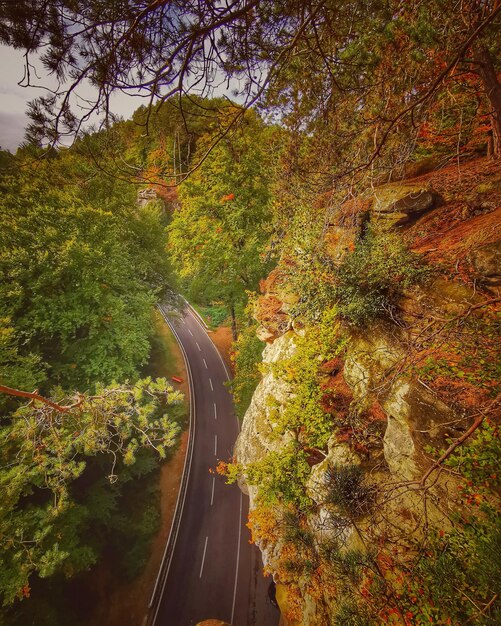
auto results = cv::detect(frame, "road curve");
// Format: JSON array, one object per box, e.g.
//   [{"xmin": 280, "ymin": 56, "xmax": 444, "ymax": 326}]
[{"xmin": 151, "ymin": 303, "xmax": 279, "ymax": 626}]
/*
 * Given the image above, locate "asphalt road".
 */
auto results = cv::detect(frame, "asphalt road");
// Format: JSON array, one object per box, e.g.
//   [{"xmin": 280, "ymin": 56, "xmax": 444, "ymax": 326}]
[{"xmin": 153, "ymin": 303, "xmax": 279, "ymax": 626}]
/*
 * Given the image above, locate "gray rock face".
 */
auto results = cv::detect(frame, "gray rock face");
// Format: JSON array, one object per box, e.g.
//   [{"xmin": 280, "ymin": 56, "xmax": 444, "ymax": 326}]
[
  {"xmin": 137, "ymin": 187, "xmax": 158, "ymax": 208},
  {"xmin": 234, "ymin": 332, "xmax": 297, "ymax": 471},
  {"xmin": 471, "ymin": 239, "xmax": 501, "ymax": 286}
]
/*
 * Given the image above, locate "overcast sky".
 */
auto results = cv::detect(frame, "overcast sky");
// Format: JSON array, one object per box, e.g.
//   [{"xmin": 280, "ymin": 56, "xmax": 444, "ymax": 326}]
[{"xmin": 0, "ymin": 44, "xmax": 142, "ymax": 152}]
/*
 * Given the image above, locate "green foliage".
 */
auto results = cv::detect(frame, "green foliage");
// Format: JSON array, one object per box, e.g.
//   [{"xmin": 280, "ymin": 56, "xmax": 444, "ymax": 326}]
[
  {"xmin": 169, "ymin": 108, "xmax": 275, "ymax": 312},
  {"xmin": 0, "ymin": 378, "xmax": 182, "ymax": 606},
  {"xmin": 0, "ymin": 318, "xmax": 45, "ymax": 410},
  {"xmin": 231, "ymin": 321, "xmax": 263, "ymax": 418},
  {"xmin": 272, "ymin": 307, "xmax": 347, "ymax": 448},
  {"xmin": 107, "ymin": 476, "xmax": 161, "ymax": 581},
  {"xmin": 378, "ymin": 420, "xmax": 501, "ymax": 624},
  {"xmin": 0, "ymin": 149, "xmax": 173, "ymax": 391},
  {"xmin": 333, "ymin": 601, "xmax": 375, "ymax": 626},
  {"xmin": 416, "ymin": 313, "xmax": 501, "ymax": 396},
  {"xmin": 445, "ymin": 419, "xmax": 500, "ymax": 488},
  {"xmin": 334, "ymin": 230, "xmax": 429, "ymax": 325},
  {"xmin": 194, "ymin": 303, "xmax": 229, "ymax": 329},
  {"xmin": 397, "ymin": 507, "xmax": 501, "ymax": 625},
  {"xmin": 242, "ymin": 443, "xmax": 312, "ymax": 510}
]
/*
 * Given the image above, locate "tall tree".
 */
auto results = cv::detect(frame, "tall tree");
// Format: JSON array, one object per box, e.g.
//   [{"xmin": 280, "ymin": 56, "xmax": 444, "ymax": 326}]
[
  {"xmin": 0, "ymin": 148, "xmax": 172, "ymax": 390},
  {"xmin": 0, "ymin": 378, "xmax": 182, "ymax": 607},
  {"xmin": 168, "ymin": 107, "xmax": 275, "ymax": 337}
]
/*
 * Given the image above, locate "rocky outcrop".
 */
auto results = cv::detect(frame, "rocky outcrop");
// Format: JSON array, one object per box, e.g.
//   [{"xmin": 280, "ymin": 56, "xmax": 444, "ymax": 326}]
[
  {"xmin": 137, "ymin": 187, "xmax": 159, "ymax": 208},
  {"xmin": 235, "ymin": 332, "xmax": 296, "ymax": 497},
  {"xmin": 235, "ymin": 159, "xmax": 499, "ymax": 625},
  {"xmin": 372, "ymin": 185, "xmax": 440, "ymax": 228}
]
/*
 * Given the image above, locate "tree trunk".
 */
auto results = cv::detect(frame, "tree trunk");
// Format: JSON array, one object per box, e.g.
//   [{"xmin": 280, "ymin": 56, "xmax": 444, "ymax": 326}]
[
  {"xmin": 230, "ymin": 304, "xmax": 238, "ymax": 341},
  {"xmin": 475, "ymin": 44, "xmax": 501, "ymax": 158}
]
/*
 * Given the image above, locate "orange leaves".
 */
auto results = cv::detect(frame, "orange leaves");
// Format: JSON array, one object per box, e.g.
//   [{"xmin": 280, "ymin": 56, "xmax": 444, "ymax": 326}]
[
  {"xmin": 246, "ymin": 506, "xmax": 280, "ymax": 545},
  {"xmin": 215, "ymin": 460, "xmax": 229, "ymax": 476},
  {"xmin": 221, "ymin": 193, "xmax": 235, "ymax": 202}
]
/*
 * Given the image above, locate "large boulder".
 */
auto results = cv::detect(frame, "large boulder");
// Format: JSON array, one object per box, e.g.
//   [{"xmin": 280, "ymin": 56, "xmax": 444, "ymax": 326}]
[
  {"xmin": 372, "ymin": 185, "xmax": 439, "ymax": 228},
  {"xmin": 470, "ymin": 239, "xmax": 501, "ymax": 286}
]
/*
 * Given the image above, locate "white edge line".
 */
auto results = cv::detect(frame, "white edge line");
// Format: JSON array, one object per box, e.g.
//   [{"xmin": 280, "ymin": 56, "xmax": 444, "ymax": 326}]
[
  {"xmin": 211, "ymin": 476, "xmax": 215, "ymax": 505},
  {"xmin": 199, "ymin": 536, "xmax": 209, "ymax": 578},
  {"xmin": 181, "ymin": 295, "xmax": 209, "ymax": 329},
  {"xmin": 184, "ymin": 300, "xmax": 244, "ymax": 626},
  {"xmin": 150, "ymin": 305, "xmax": 196, "ymax": 625}
]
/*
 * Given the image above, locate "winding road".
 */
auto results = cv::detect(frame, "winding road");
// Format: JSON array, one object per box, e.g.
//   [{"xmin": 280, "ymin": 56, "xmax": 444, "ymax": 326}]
[{"xmin": 149, "ymin": 303, "xmax": 279, "ymax": 626}]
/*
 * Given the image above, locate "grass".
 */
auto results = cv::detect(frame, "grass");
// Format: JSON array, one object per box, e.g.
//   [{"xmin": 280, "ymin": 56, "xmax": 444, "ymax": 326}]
[
  {"xmin": 189, "ymin": 301, "xmax": 230, "ymax": 329},
  {"xmin": 144, "ymin": 310, "xmax": 187, "ymax": 382}
]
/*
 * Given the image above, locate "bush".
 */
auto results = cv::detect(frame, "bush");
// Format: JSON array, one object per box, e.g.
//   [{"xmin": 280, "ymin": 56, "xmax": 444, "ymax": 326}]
[
  {"xmin": 324, "ymin": 464, "xmax": 377, "ymax": 521},
  {"xmin": 334, "ymin": 229, "xmax": 429, "ymax": 325}
]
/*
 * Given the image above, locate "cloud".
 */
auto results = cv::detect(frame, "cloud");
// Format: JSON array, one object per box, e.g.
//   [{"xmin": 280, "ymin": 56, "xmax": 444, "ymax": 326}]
[{"xmin": 0, "ymin": 111, "xmax": 28, "ymax": 152}]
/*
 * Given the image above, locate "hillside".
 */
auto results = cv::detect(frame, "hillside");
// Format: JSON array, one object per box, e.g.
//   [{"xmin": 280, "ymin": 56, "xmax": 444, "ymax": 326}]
[
  {"xmin": 231, "ymin": 156, "xmax": 500, "ymax": 625},
  {"xmin": 1, "ymin": 2, "xmax": 500, "ymax": 625}
]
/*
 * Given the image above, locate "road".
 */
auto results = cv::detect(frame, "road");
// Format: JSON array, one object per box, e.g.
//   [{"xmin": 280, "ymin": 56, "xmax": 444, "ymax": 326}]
[{"xmin": 151, "ymin": 303, "xmax": 279, "ymax": 626}]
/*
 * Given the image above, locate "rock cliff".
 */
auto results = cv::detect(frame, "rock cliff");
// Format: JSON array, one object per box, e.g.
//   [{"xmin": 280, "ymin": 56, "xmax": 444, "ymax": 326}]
[{"xmin": 233, "ymin": 157, "xmax": 500, "ymax": 625}]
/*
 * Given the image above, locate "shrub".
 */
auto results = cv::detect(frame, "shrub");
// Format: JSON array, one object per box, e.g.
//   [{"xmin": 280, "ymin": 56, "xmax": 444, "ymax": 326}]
[
  {"xmin": 334, "ymin": 229, "xmax": 429, "ymax": 325},
  {"xmin": 324, "ymin": 464, "xmax": 377, "ymax": 521}
]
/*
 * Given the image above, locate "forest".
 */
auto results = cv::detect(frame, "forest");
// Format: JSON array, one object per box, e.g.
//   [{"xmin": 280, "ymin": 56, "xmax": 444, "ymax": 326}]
[{"xmin": 0, "ymin": 1, "xmax": 500, "ymax": 625}]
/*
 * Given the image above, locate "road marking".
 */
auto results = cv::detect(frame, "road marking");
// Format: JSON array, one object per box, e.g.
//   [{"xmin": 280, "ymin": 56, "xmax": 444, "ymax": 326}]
[
  {"xmin": 151, "ymin": 306, "xmax": 197, "ymax": 625},
  {"xmin": 196, "ymin": 341, "xmax": 201, "ymax": 351},
  {"xmin": 199, "ymin": 536, "xmax": 209, "ymax": 579},
  {"xmin": 180, "ymin": 318, "xmax": 185, "ymax": 324},
  {"xmin": 214, "ymin": 434, "xmax": 217, "ymax": 456},
  {"xmin": 188, "ymin": 328, "xmax": 193, "ymax": 336},
  {"xmin": 209, "ymin": 377, "xmax": 214, "ymax": 391},
  {"xmin": 203, "ymin": 358, "xmax": 208, "ymax": 369},
  {"xmin": 213, "ymin": 402, "xmax": 217, "ymax": 420},
  {"xmin": 211, "ymin": 476, "xmax": 215, "ymax": 505}
]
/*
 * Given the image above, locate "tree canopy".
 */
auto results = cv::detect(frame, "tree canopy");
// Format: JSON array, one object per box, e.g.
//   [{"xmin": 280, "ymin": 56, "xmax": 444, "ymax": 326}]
[
  {"xmin": 1, "ymin": 0, "xmax": 500, "ymax": 173},
  {"xmin": 168, "ymin": 106, "xmax": 276, "ymax": 335}
]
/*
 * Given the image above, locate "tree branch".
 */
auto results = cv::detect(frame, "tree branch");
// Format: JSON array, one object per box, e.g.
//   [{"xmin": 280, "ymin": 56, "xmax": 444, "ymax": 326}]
[{"xmin": 0, "ymin": 384, "xmax": 71, "ymax": 413}]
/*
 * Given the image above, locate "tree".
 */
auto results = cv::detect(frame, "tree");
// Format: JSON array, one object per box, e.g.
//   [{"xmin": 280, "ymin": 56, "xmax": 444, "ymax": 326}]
[
  {"xmin": 168, "ymin": 107, "xmax": 275, "ymax": 337},
  {"xmin": 0, "ymin": 138, "xmax": 181, "ymax": 617},
  {"xmin": 0, "ymin": 0, "xmax": 500, "ymax": 170},
  {"xmin": 0, "ymin": 378, "xmax": 182, "ymax": 607},
  {"xmin": 0, "ymin": 148, "xmax": 172, "ymax": 390}
]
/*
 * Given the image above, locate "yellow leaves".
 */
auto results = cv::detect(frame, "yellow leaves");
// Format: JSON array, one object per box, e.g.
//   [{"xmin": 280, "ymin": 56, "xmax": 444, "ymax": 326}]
[{"xmin": 246, "ymin": 506, "xmax": 281, "ymax": 544}]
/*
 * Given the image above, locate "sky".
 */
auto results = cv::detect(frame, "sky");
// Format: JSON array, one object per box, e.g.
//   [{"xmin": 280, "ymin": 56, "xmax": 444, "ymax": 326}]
[{"xmin": 0, "ymin": 44, "xmax": 141, "ymax": 152}]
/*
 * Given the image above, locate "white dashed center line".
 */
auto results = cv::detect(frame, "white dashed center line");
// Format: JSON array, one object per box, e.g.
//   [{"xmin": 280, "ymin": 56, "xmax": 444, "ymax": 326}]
[
  {"xmin": 203, "ymin": 358, "xmax": 208, "ymax": 369},
  {"xmin": 213, "ymin": 402, "xmax": 217, "ymax": 420},
  {"xmin": 214, "ymin": 434, "xmax": 218, "ymax": 456},
  {"xmin": 209, "ymin": 378, "xmax": 214, "ymax": 391},
  {"xmin": 196, "ymin": 342, "xmax": 201, "ymax": 351},
  {"xmin": 188, "ymin": 328, "xmax": 193, "ymax": 336},
  {"xmin": 211, "ymin": 476, "xmax": 215, "ymax": 505},
  {"xmin": 199, "ymin": 536, "xmax": 209, "ymax": 578}
]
